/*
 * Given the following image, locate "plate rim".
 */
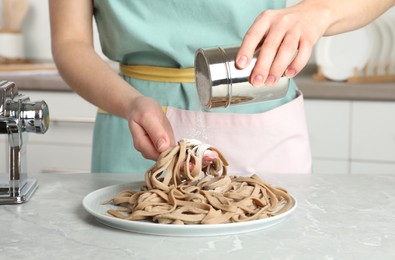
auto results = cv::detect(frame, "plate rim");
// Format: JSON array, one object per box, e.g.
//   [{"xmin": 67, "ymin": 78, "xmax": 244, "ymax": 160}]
[
  {"xmin": 375, "ymin": 17, "xmax": 393, "ymax": 74},
  {"xmin": 315, "ymin": 27, "xmax": 371, "ymax": 81},
  {"xmin": 365, "ymin": 22, "xmax": 382, "ymax": 75},
  {"xmin": 82, "ymin": 182, "xmax": 298, "ymax": 236}
]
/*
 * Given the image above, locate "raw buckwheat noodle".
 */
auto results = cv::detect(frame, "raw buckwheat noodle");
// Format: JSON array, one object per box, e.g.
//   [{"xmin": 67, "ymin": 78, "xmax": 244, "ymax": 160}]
[{"xmin": 104, "ymin": 139, "xmax": 292, "ymax": 224}]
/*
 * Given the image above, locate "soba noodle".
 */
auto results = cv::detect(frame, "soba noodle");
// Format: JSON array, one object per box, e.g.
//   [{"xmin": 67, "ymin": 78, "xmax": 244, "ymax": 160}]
[{"xmin": 103, "ymin": 139, "xmax": 292, "ymax": 224}]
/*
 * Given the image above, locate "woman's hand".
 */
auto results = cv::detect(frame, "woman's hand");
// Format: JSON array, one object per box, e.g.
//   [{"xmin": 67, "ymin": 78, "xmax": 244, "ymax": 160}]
[
  {"xmin": 236, "ymin": 3, "xmax": 329, "ymax": 87},
  {"xmin": 237, "ymin": 0, "xmax": 395, "ymax": 87},
  {"xmin": 127, "ymin": 96, "xmax": 219, "ymax": 167},
  {"xmin": 127, "ymin": 96, "xmax": 175, "ymax": 161}
]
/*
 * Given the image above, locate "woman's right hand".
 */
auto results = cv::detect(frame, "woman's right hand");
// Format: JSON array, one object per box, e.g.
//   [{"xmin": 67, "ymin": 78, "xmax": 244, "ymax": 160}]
[{"xmin": 127, "ymin": 96, "xmax": 176, "ymax": 161}]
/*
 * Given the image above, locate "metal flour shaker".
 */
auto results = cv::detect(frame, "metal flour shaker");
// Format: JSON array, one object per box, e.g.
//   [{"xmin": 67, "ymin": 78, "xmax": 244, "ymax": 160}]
[{"xmin": 194, "ymin": 46, "xmax": 289, "ymax": 110}]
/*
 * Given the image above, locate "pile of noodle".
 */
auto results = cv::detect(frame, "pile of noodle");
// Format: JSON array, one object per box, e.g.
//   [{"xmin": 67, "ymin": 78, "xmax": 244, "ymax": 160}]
[{"xmin": 104, "ymin": 139, "xmax": 292, "ymax": 224}]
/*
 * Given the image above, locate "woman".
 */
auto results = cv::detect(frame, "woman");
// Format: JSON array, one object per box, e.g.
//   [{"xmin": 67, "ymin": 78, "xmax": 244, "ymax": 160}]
[{"xmin": 49, "ymin": 0, "xmax": 395, "ymax": 175}]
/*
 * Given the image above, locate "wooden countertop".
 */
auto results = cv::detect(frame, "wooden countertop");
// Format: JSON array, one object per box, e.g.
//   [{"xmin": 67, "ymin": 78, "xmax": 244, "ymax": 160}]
[{"xmin": 0, "ymin": 63, "xmax": 394, "ymax": 101}]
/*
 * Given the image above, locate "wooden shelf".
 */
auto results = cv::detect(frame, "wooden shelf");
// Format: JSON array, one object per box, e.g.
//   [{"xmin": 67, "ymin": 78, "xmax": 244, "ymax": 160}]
[{"xmin": 295, "ymin": 65, "xmax": 395, "ymax": 102}]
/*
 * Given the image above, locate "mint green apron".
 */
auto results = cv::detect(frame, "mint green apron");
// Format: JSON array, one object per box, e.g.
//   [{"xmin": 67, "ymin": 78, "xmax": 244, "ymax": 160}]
[{"xmin": 92, "ymin": 0, "xmax": 309, "ymax": 175}]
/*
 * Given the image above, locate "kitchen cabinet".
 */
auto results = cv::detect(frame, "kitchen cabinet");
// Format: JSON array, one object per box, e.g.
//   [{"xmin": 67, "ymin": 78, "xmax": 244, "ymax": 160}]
[
  {"xmin": 304, "ymin": 100, "xmax": 351, "ymax": 174},
  {"xmin": 305, "ymin": 99, "xmax": 395, "ymax": 174},
  {"xmin": 351, "ymin": 101, "xmax": 395, "ymax": 174},
  {"xmin": 351, "ymin": 101, "xmax": 395, "ymax": 161},
  {"xmin": 310, "ymin": 159, "xmax": 350, "ymax": 175},
  {"xmin": 351, "ymin": 161, "xmax": 395, "ymax": 174},
  {"xmin": 0, "ymin": 91, "xmax": 97, "ymax": 174},
  {"xmin": 0, "ymin": 136, "xmax": 6, "ymax": 174}
]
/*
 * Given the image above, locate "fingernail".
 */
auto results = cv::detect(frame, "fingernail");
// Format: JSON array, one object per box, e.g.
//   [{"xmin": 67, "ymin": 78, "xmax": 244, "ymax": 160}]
[
  {"xmin": 285, "ymin": 68, "xmax": 296, "ymax": 78},
  {"xmin": 252, "ymin": 74, "xmax": 264, "ymax": 87},
  {"xmin": 156, "ymin": 138, "xmax": 167, "ymax": 151},
  {"xmin": 265, "ymin": 75, "xmax": 276, "ymax": 86},
  {"xmin": 236, "ymin": 56, "xmax": 248, "ymax": 69}
]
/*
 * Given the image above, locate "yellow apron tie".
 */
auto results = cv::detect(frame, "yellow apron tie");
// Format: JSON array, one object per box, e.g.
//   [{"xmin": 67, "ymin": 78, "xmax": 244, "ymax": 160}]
[
  {"xmin": 120, "ymin": 64, "xmax": 195, "ymax": 83},
  {"xmin": 98, "ymin": 106, "xmax": 167, "ymax": 114},
  {"xmin": 98, "ymin": 64, "xmax": 194, "ymax": 114}
]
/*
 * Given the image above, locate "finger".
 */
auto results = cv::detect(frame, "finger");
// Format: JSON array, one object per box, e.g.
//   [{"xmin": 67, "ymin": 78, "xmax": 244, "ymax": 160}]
[
  {"xmin": 180, "ymin": 161, "xmax": 194, "ymax": 172},
  {"xmin": 144, "ymin": 116, "xmax": 173, "ymax": 154},
  {"xmin": 130, "ymin": 121, "xmax": 160, "ymax": 160},
  {"xmin": 236, "ymin": 12, "xmax": 271, "ymax": 69},
  {"xmin": 180, "ymin": 149, "xmax": 219, "ymax": 172},
  {"xmin": 267, "ymin": 31, "xmax": 301, "ymax": 85},
  {"xmin": 285, "ymin": 37, "xmax": 313, "ymax": 78},
  {"xmin": 250, "ymin": 27, "xmax": 287, "ymax": 87},
  {"xmin": 202, "ymin": 150, "xmax": 218, "ymax": 168},
  {"xmin": 131, "ymin": 111, "xmax": 174, "ymax": 161}
]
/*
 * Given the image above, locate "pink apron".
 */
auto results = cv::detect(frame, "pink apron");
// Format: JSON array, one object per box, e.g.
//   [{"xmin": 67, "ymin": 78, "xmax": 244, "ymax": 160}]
[{"xmin": 166, "ymin": 91, "xmax": 312, "ymax": 175}]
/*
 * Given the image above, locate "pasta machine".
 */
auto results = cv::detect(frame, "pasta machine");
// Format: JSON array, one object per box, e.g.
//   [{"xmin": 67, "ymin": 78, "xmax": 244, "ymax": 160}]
[{"xmin": 0, "ymin": 80, "xmax": 49, "ymax": 204}]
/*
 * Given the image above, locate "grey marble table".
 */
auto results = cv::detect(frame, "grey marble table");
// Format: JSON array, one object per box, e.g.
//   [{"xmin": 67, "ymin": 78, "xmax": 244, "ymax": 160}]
[{"xmin": 1, "ymin": 173, "xmax": 394, "ymax": 260}]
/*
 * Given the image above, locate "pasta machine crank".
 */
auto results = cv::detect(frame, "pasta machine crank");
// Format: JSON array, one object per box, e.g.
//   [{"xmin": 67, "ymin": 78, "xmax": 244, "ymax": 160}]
[{"xmin": 0, "ymin": 80, "xmax": 49, "ymax": 204}]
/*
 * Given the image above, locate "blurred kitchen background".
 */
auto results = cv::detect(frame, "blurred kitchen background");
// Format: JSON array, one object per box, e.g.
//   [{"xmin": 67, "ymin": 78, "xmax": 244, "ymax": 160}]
[{"xmin": 0, "ymin": 0, "xmax": 395, "ymax": 175}]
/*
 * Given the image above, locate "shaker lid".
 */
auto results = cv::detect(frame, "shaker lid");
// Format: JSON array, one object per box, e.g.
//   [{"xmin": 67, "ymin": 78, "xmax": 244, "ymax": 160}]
[
  {"xmin": 195, "ymin": 48, "xmax": 230, "ymax": 110},
  {"xmin": 195, "ymin": 49, "xmax": 212, "ymax": 109}
]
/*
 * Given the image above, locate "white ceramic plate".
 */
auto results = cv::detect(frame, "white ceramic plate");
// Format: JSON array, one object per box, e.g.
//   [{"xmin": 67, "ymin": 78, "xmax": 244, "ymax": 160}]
[
  {"xmin": 315, "ymin": 27, "xmax": 371, "ymax": 81},
  {"xmin": 381, "ymin": 16, "xmax": 395, "ymax": 74},
  {"xmin": 82, "ymin": 182, "xmax": 297, "ymax": 237},
  {"xmin": 375, "ymin": 17, "xmax": 393, "ymax": 75},
  {"xmin": 365, "ymin": 22, "xmax": 382, "ymax": 75}
]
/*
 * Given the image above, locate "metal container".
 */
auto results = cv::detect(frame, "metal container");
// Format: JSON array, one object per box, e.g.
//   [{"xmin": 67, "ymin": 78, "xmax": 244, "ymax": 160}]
[{"xmin": 194, "ymin": 46, "xmax": 289, "ymax": 110}]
